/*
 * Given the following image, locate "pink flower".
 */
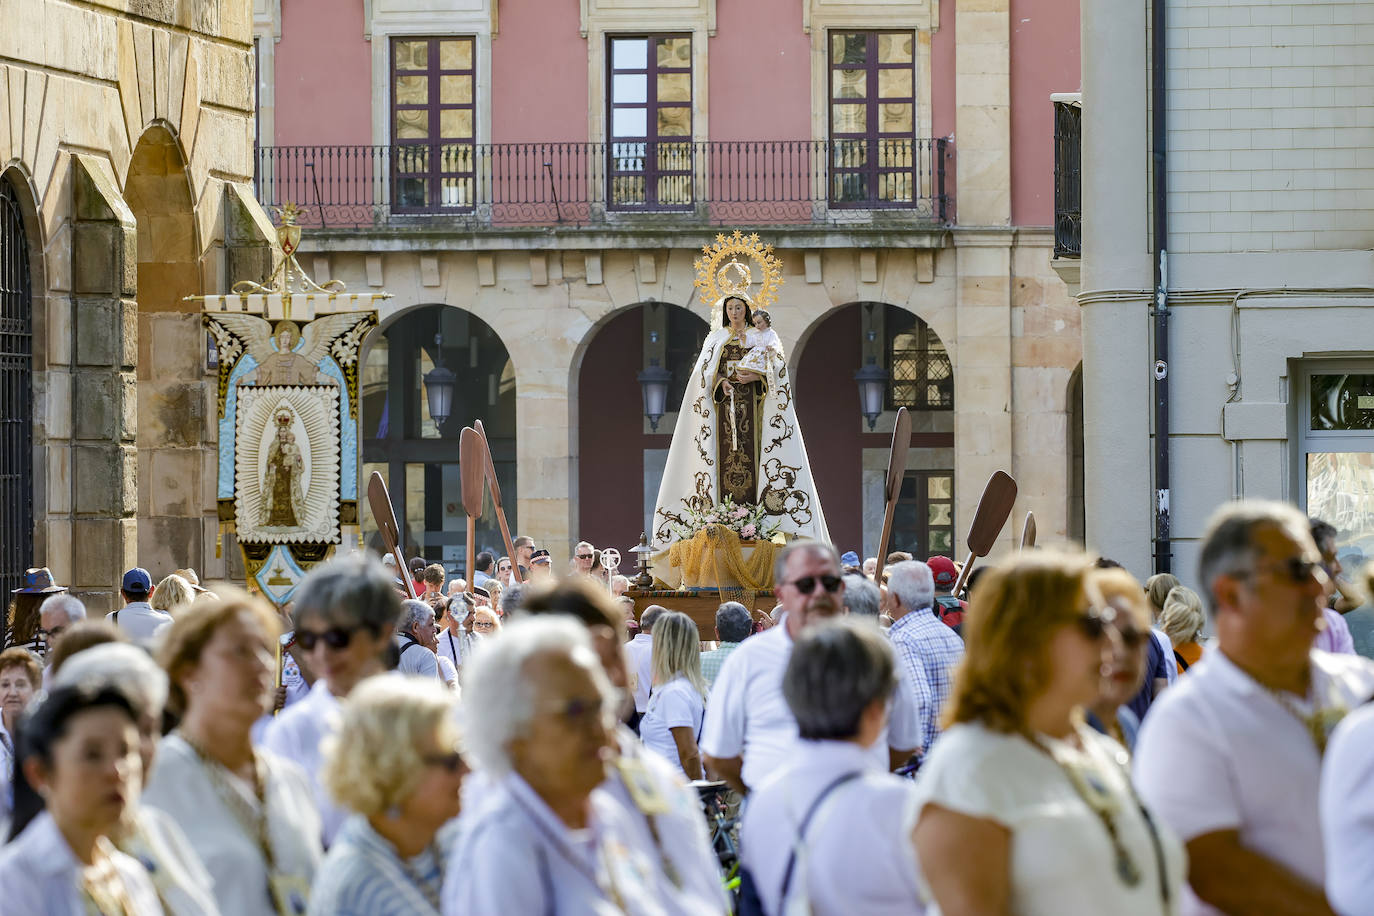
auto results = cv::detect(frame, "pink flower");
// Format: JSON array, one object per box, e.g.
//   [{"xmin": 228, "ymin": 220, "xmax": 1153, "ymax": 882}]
[
  {"xmin": 732, "ymin": 506, "xmax": 749, "ymax": 519},
  {"xmin": 741, "ymin": 523, "xmax": 757, "ymax": 539}
]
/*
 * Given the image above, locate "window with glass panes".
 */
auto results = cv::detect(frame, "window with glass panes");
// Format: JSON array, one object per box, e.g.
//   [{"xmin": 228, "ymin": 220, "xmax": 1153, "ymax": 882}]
[
  {"xmin": 886, "ymin": 308, "xmax": 952, "ymax": 410},
  {"xmin": 391, "ymin": 37, "xmax": 476, "ymax": 213},
  {"xmin": 607, "ymin": 34, "xmax": 693, "ymax": 210},
  {"xmin": 892, "ymin": 470, "xmax": 955, "ymax": 560},
  {"xmin": 829, "ymin": 30, "xmax": 918, "ymax": 207}
]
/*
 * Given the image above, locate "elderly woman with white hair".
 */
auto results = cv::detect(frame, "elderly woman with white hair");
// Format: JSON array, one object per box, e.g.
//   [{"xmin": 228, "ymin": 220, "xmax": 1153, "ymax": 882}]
[
  {"xmin": 308, "ymin": 676, "xmax": 465, "ymax": 915},
  {"xmin": 443, "ymin": 617, "xmax": 689, "ymax": 916},
  {"xmin": 52, "ymin": 643, "xmax": 219, "ymax": 915}
]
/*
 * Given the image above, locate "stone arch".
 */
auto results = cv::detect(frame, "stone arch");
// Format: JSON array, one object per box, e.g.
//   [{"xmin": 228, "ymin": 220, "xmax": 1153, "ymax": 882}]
[
  {"xmin": 572, "ymin": 301, "xmax": 709, "ymax": 550},
  {"xmin": 0, "ymin": 166, "xmax": 43, "ymax": 596},
  {"xmin": 124, "ymin": 123, "xmax": 208, "ymax": 575},
  {"xmin": 359, "ymin": 302, "xmax": 516, "ymax": 568},
  {"xmin": 794, "ymin": 301, "xmax": 955, "ymax": 557}
]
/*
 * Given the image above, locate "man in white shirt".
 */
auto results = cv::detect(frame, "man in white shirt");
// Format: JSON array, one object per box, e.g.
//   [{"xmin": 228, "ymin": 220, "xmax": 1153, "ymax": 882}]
[
  {"xmin": 472, "ymin": 551, "xmax": 497, "ymax": 590},
  {"xmin": 702, "ymin": 540, "xmax": 922, "ymax": 795},
  {"xmin": 395, "ymin": 599, "xmax": 442, "ymax": 681},
  {"xmin": 105, "ymin": 568, "xmax": 171, "ymax": 644},
  {"xmin": 1134, "ymin": 500, "xmax": 1374, "ymax": 916},
  {"xmin": 436, "ymin": 593, "xmax": 480, "ymax": 679},
  {"xmin": 625, "ymin": 604, "xmax": 665, "ymax": 729},
  {"xmin": 263, "ymin": 553, "xmax": 401, "ymax": 847}
]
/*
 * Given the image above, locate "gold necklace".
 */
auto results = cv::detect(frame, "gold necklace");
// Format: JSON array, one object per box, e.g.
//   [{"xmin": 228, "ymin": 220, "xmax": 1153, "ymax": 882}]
[{"xmin": 81, "ymin": 837, "xmax": 137, "ymax": 916}]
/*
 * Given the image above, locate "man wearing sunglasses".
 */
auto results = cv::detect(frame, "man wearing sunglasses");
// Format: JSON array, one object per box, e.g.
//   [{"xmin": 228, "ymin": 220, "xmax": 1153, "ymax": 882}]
[
  {"xmin": 1134, "ymin": 500, "xmax": 1374, "ymax": 916},
  {"xmin": 702, "ymin": 540, "xmax": 923, "ymax": 796},
  {"xmin": 263, "ymin": 554, "xmax": 402, "ymax": 847}
]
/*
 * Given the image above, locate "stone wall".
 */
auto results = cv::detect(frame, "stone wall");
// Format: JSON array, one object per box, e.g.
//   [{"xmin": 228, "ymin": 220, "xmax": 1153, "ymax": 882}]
[{"xmin": 2, "ymin": 0, "xmax": 271, "ymax": 609}]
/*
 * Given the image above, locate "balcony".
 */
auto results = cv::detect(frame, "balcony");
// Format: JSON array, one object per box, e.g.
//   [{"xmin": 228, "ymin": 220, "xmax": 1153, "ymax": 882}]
[{"xmin": 253, "ymin": 140, "xmax": 952, "ymax": 231}]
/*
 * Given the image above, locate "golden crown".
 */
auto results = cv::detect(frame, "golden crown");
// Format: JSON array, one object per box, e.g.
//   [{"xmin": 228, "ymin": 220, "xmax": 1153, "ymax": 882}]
[
  {"xmin": 274, "ymin": 408, "xmax": 294, "ymax": 427},
  {"xmin": 694, "ymin": 231, "xmax": 784, "ymax": 324}
]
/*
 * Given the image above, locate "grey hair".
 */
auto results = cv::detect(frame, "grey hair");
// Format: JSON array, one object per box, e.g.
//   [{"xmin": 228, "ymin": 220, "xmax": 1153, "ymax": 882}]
[
  {"xmin": 1197, "ymin": 499, "xmax": 1313, "ymax": 616},
  {"xmin": 886, "ymin": 560, "xmax": 935, "ymax": 613},
  {"xmin": 293, "ymin": 553, "xmax": 402, "ymax": 634},
  {"xmin": 714, "ymin": 602, "xmax": 753, "ymax": 643},
  {"xmin": 772, "ymin": 539, "xmax": 841, "ymax": 586},
  {"xmin": 53, "ymin": 643, "xmax": 168, "ymax": 718},
  {"xmin": 461, "ymin": 616, "xmax": 615, "ymax": 774},
  {"xmin": 639, "ymin": 604, "xmax": 668, "ymax": 633},
  {"xmin": 841, "ymin": 574, "xmax": 882, "ymax": 617},
  {"xmin": 499, "ymin": 583, "xmax": 525, "ymax": 618},
  {"xmin": 39, "ymin": 593, "xmax": 87, "ymax": 624},
  {"xmin": 784, "ymin": 618, "xmax": 897, "ymax": 741},
  {"xmin": 398, "ymin": 599, "xmax": 434, "ymax": 634}
]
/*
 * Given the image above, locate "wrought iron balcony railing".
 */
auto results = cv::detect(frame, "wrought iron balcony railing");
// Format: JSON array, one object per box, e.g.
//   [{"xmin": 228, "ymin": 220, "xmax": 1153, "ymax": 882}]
[
  {"xmin": 253, "ymin": 139, "xmax": 952, "ymax": 229},
  {"xmin": 1053, "ymin": 100, "xmax": 1082, "ymax": 258}
]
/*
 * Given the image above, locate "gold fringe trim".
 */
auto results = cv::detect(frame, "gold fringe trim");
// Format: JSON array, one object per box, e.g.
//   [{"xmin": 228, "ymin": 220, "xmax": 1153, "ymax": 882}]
[{"xmin": 667, "ymin": 526, "xmax": 778, "ymax": 591}]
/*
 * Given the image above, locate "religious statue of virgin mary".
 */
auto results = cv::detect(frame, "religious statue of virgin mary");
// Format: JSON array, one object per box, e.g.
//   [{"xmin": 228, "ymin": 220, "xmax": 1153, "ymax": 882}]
[{"xmin": 651, "ymin": 232, "xmax": 829, "ymax": 558}]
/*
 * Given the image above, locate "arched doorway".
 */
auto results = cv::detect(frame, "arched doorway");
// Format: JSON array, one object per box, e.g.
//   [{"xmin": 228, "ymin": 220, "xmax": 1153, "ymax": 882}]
[
  {"xmin": 0, "ymin": 176, "xmax": 34, "ymax": 594},
  {"xmin": 124, "ymin": 126, "xmax": 206, "ymax": 573},
  {"xmin": 360, "ymin": 305, "xmax": 515, "ymax": 573},
  {"xmin": 795, "ymin": 302, "xmax": 954, "ymax": 558},
  {"xmin": 576, "ymin": 302, "xmax": 708, "ymax": 551}
]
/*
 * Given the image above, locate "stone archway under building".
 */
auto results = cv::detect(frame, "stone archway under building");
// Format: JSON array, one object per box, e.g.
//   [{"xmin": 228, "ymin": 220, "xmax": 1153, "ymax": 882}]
[
  {"xmin": 794, "ymin": 302, "xmax": 955, "ymax": 559},
  {"xmin": 360, "ymin": 303, "xmax": 516, "ymax": 575},
  {"xmin": 574, "ymin": 301, "xmax": 709, "ymax": 553},
  {"xmin": 124, "ymin": 124, "xmax": 209, "ymax": 576}
]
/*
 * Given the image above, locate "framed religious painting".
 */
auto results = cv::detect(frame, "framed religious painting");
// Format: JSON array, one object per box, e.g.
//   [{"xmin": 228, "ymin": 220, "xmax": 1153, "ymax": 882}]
[{"xmin": 234, "ymin": 385, "xmax": 342, "ymax": 544}]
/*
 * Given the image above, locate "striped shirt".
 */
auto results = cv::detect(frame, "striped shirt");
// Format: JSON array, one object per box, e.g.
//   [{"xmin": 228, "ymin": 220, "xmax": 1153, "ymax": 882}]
[
  {"xmin": 887, "ymin": 607, "xmax": 965, "ymax": 755},
  {"xmin": 309, "ymin": 815, "xmax": 449, "ymax": 916}
]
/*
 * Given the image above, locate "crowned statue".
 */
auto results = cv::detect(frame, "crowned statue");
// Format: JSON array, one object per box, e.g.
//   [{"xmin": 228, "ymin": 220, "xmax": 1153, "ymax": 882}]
[{"xmin": 651, "ymin": 233, "xmax": 829, "ymax": 583}]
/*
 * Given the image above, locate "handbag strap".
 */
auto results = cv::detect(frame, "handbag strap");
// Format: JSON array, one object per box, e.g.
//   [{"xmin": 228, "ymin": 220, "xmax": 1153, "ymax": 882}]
[{"xmin": 778, "ymin": 771, "xmax": 862, "ymax": 906}]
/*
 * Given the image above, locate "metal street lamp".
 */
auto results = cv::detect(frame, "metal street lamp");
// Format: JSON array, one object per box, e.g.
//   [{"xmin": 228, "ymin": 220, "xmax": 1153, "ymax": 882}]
[
  {"xmin": 854, "ymin": 356, "xmax": 888, "ymax": 430},
  {"xmin": 637, "ymin": 358, "xmax": 673, "ymax": 432},
  {"xmin": 423, "ymin": 333, "xmax": 456, "ymax": 428}
]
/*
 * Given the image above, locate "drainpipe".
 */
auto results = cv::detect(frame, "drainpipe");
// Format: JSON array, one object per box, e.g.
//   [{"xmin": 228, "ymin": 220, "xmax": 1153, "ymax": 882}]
[{"xmin": 1151, "ymin": 0, "xmax": 1171, "ymax": 573}]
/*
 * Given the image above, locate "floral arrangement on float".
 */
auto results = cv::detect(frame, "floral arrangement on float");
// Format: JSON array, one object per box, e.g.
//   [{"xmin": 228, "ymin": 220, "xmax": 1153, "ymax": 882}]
[{"xmin": 666, "ymin": 497, "xmax": 784, "ymax": 590}]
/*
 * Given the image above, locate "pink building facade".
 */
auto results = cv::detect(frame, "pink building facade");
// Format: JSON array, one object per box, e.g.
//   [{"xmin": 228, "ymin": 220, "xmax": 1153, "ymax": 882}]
[{"xmin": 248, "ymin": 0, "xmax": 1082, "ymax": 573}]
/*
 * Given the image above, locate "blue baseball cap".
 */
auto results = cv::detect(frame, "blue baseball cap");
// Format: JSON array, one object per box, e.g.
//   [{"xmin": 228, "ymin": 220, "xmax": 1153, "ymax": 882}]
[
  {"xmin": 840, "ymin": 551, "xmax": 861, "ymax": 568},
  {"xmin": 121, "ymin": 567, "xmax": 152, "ymax": 596}
]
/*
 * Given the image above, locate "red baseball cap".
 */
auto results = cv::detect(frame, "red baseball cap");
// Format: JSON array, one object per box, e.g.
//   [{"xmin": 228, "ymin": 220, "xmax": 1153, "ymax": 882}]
[{"xmin": 926, "ymin": 556, "xmax": 958, "ymax": 588}]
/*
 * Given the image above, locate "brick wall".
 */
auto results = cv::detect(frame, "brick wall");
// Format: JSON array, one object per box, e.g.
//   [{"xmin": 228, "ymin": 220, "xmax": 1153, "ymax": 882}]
[{"xmin": 1166, "ymin": 0, "xmax": 1374, "ymax": 253}]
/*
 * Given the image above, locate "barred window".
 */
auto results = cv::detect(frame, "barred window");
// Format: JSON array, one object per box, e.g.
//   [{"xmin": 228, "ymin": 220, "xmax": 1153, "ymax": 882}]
[{"xmin": 887, "ymin": 310, "xmax": 952, "ymax": 410}]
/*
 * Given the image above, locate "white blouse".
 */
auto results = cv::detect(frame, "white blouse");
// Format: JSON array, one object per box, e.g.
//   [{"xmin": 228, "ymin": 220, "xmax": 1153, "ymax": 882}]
[
  {"xmin": 913, "ymin": 721, "xmax": 1185, "ymax": 916},
  {"xmin": 0, "ymin": 811, "xmax": 164, "ymax": 915},
  {"xmin": 638, "ymin": 677, "xmax": 705, "ymax": 778},
  {"xmin": 143, "ymin": 735, "xmax": 322, "ymax": 916}
]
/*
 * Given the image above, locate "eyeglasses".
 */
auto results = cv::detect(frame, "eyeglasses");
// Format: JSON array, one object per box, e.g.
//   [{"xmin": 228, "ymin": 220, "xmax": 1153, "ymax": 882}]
[
  {"xmin": 540, "ymin": 696, "xmax": 604, "ymax": 729},
  {"xmin": 295, "ymin": 624, "xmax": 370, "ymax": 652},
  {"xmin": 421, "ymin": 750, "xmax": 468, "ymax": 773},
  {"xmin": 37, "ymin": 625, "xmax": 68, "ymax": 642},
  {"xmin": 1074, "ymin": 606, "xmax": 1118, "ymax": 641},
  {"xmin": 473, "ymin": 620, "xmax": 495, "ymax": 630},
  {"xmin": 1246, "ymin": 557, "xmax": 1322, "ymax": 586},
  {"xmin": 576, "ymin": 553, "xmax": 594, "ymax": 560},
  {"xmin": 1116, "ymin": 626, "xmax": 1147, "ymax": 649},
  {"xmin": 784, "ymin": 575, "xmax": 843, "ymax": 594}
]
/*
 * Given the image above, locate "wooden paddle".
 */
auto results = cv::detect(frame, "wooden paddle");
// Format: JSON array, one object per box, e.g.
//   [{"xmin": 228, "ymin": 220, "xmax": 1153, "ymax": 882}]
[
  {"xmin": 475, "ymin": 419, "xmax": 521, "ymax": 583},
  {"xmin": 459, "ymin": 427, "xmax": 485, "ymax": 593},
  {"xmin": 951, "ymin": 470, "xmax": 1018, "ymax": 599},
  {"xmin": 367, "ymin": 470, "xmax": 418, "ymax": 599},
  {"xmin": 873, "ymin": 407, "xmax": 912, "ymax": 587},
  {"xmin": 1020, "ymin": 511, "xmax": 1037, "ymax": 550}
]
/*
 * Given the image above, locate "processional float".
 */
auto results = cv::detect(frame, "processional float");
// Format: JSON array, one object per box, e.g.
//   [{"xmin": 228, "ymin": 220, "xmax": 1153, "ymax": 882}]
[{"xmin": 189, "ymin": 203, "xmax": 388, "ymax": 607}]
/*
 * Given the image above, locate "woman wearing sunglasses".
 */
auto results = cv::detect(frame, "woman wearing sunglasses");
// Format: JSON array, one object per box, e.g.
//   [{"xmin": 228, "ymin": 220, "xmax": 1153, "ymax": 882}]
[
  {"xmin": 309, "ymin": 676, "xmax": 465, "ymax": 915},
  {"xmin": 262, "ymin": 554, "xmax": 402, "ymax": 849},
  {"xmin": 1086, "ymin": 567, "xmax": 1155, "ymax": 752},
  {"xmin": 912, "ymin": 553, "xmax": 1186, "ymax": 916},
  {"xmin": 145, "ymin": 592, "xmax": 322, "ymax": 916}
]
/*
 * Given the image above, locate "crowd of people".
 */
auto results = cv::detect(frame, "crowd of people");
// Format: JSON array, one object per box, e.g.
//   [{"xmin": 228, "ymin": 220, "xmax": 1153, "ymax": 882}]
[{"xmin": 0, "ymin": 500, "xmax": 1373, "ymax": 914}]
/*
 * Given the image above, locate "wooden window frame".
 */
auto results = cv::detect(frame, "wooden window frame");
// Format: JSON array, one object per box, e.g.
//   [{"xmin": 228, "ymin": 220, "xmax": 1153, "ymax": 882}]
[
  {"xmin": 390, "ymin": 36, "xmax": 478, "ymax": 214},
  {"xmin": 606, "ymin": 33, "xmax": 694, "ymax": 211},
  {"xmin": 893, "ymin": 469, "xmax": 955, "ymax": 561},
  {"xmin": 828, "ymin": 29, "xmax": 919, "ymax": 209}
]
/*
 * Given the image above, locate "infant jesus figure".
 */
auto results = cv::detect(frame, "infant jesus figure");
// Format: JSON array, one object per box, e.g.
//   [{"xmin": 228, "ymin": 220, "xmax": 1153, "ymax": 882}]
[{"xmin": 737, "ymin": 309, "xmax": 781, "ymax": 377}]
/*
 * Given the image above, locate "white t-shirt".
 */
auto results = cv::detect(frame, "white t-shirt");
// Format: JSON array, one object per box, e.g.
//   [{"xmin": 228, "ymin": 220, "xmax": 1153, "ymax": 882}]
[
  {"xmin": 396, "ymin": 636, "xmax": 441, "ymax": 681},
  {"xmin": 625, "ymin": 634, "xmax": 654, "ymax": 714},
  {"xmin": 742, "ymin": 739, "xmax": 924, "ymax": 916},
  {"xmin": 106, "ymin": 601, "xmax": 173, "ymax": 644},
  {"xmin": 638, "ymin": 677, "xmax": 705, "ymax": 779},
  {"xmin": 1321, "ymin": 702, "xmax": 1374, "ymax": 916},
  {"xmin": 261, "ymin": 680, "xmax": 347, "ymax": 846},
  {"xmin": 915, "ymin": 721, "xmax": 1185, "ymax": 916},
  {"xmin": 1134, "ymin": 648, "xmax": 1374, "ymax": 916},
  {"xmin": 701, "ymin": 619, "xmax": 922, "ymax": 791}
]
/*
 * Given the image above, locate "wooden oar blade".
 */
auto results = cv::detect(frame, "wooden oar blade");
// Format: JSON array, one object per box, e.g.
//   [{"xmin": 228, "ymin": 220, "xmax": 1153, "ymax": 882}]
[
  {"xmin": 459, "ymin": 427, "xmax": 485, "ymax": 519},
  {"xmin": 885, "ymin": 407, "xmax": 912, "ymax": 504},
  {"xmin": 367, "ymin": 471, "xmax": 401, "ymax": 549},
  {"xmin": 1020, "ymin": 511, "xmax": 1037, "ymax": 550},
  {"xmin": 965, "ymin": 470, "xmax": 1018, "ymax": 557},
  {"xmin": 474, "ymin": 419, "xmax": 503, "ymax": 507}
]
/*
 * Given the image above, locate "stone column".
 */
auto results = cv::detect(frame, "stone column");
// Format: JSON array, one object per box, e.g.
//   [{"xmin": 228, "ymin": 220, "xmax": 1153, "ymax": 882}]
[
  {"xmin": 952, "ymin": 0, "xmax": 1015, "ymax": 555},
  {"xmin": 70, "ymin": 156, "xmax": 139, "ymax": 612},
  {"xmin": 1079, "ymin": 0, "xmax": 1152, "ymax": 569}
]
